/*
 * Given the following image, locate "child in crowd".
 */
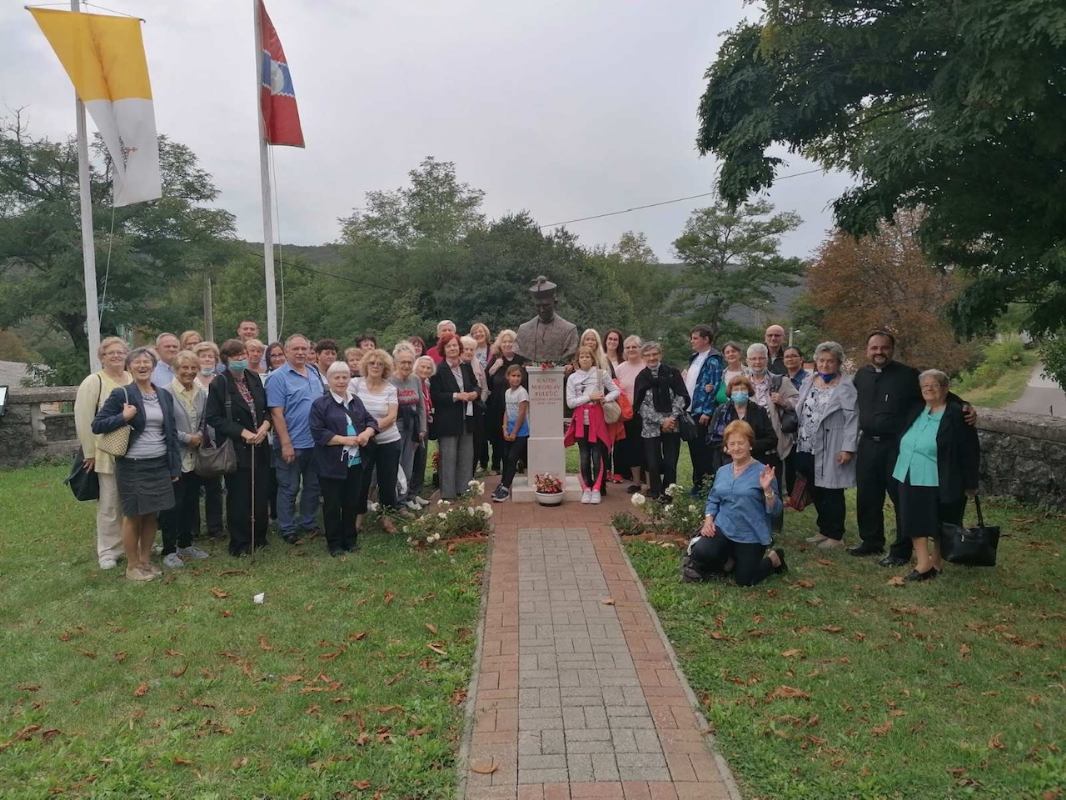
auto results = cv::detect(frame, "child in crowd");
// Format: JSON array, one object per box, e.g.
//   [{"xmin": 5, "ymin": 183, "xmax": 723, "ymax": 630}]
[
  {"xmin": 492, "ymin": 365, "xmax": 529, "ymax": 502},
  {"xmin": 565, "ymin": 346, "xmax": 619, "ymax": 504}
]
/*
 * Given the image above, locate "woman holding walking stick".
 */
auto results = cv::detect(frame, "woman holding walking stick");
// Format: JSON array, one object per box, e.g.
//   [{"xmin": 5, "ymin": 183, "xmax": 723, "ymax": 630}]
[{"xmin": 206, "ymin": 339, "xmax": 271, "ymax": 557}]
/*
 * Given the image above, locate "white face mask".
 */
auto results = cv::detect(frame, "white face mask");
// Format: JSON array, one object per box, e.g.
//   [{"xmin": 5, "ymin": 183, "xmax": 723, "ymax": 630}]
[{"xmin": 200, "ymin": 366, "xmax": 214, "ymax": 376}]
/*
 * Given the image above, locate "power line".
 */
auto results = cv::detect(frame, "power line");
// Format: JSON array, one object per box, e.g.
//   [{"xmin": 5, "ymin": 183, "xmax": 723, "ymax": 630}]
[{"xmin": 537, "ymin": 166, "xmax": 826, "ymax": 229}]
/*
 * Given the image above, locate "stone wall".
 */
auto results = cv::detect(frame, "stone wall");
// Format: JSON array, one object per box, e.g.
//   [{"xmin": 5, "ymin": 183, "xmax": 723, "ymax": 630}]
[
  {"xmin": 974, "ymin": 408, "xmax": 1066, "ymax": 510},
  {"xmin": 0, "ymin": 386, "xmax": 80, "ymax": 470}
]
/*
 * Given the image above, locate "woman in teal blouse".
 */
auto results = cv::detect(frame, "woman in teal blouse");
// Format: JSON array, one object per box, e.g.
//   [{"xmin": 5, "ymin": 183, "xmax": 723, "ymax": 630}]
[
  {"xmin": 685, "ymin": 420, "xmax": 785, "ymax": 586},
  {"xmin": 893, "ymin": 369, "xmax": 980, "ymax": 581}
]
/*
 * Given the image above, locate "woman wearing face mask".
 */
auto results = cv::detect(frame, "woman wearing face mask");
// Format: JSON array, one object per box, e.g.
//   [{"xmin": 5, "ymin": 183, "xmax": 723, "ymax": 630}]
[
  {"xmin": 684, "ymin": 420, "xmax": 785, "ymax": 585},
  {"xmin": 792, "ymin": 341, "xmax": 858, "ymax": 549},
  {"xmin": 632, "ymin": 341, "xmax": 689, "ymax": 501},
  {"xmin": 92, "ymin": 347, "xmax": 182, "ymax": 581},
  {"xmin": 706, "ymin": 375, "xmax": 777, "ymax": 473},
  {"xmin": 205, "ymin": 339, "xmax": 272, "ymax": 557},
  {"xmin": 715, "ymin": 342, "xmax": 746, "ymax": 406},
  {"xmin": 193, "ymin": 342, "xmax": 220, "ymax": 390}
]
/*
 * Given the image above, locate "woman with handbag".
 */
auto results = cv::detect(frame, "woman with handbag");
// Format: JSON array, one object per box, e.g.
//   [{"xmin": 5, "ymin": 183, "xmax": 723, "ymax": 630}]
[
  {"xmin": 205, "ymin": 339, "xmax": 272, "ymax": 558},
  {"xmin": 158, "ymin": 351, "xmax": 212, "ymax": 568},
  {"xmin": 311, "ymin": 362, "xmax": 378, "ymax": 556},
  {"xmin": 891, "ymin": 369, "xmax": 980, "ymax": 581},
  {"xmin": 566, "ymin": 346, "xmax": 620, "ymax": 504},
  {"xmin": 430, "ymin": 332, "xmax": 480, "ymax": 500},
  {"xmin": 74, "ymin": 336, "xmax": 132, "ymax": 570},
  {"xmin": 92, "ymin": 347, "xmax": 182, "ymax": 581},
  {"xmin": 706, "ymin": 375, "xmax": 778, "ymax": 474},
  {"xmin": 633, "ymin": 341, "xmax": 690, "ymax": 502}
]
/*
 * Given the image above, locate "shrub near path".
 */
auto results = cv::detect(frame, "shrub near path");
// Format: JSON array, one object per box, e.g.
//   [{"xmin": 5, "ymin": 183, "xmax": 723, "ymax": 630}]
[
  {"xmin": 623, "ymin": 497, "xmax": 1066, "ymax": 800},
  {"xmin": 0, "ymin": 466, "xmax": 484, "ymax": 799}
]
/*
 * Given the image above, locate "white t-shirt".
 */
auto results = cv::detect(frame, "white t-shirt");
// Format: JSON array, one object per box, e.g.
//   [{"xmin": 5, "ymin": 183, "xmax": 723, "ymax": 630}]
[
  {"xmin": 505, "ymin": 386, "xmax": 529, "ymax": 437},
  {"xmin": 348, "ymin": 377, "xmax": 401, "ymax": 443},
  {"xmin": 685, "ymin": 350, "xmax": 709, "ymax": 411}
]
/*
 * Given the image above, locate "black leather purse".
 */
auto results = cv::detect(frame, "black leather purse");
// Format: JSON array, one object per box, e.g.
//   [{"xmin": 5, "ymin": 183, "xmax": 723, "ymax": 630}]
[
  {"xmin": 65, "ymin": 448, "xmax": 100, "ymax": 501},
  {"xmin": 942, "ymin": 496, "xmax": 1000, "ymax": 567}
]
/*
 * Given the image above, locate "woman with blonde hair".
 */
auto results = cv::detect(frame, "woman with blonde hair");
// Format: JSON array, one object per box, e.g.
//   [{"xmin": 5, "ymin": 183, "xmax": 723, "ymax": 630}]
[
  {"xmin": 469, "ymin": 323, "xmax": 492, "ymax": 371},
  {"xmin": 579, "ymin": 328, "xmax": 614, "ymax": 377},
  {"xmin": 245, "ymin": 338, "xmax": 267, "ymax": 374},
  {"xmin": 192, "ymin": 339, "xmax": 224, "ymax": 540},
  {"xmin": 74, "ymin": 335, "xmax": 132, "ymax": 569},
  {"xmin": 485, "ymin": 329, "xmax": 526, "ymax": 473},
  {"xmin": 350, "ymin": 348, "xmax": 402, "ymax": 529}
]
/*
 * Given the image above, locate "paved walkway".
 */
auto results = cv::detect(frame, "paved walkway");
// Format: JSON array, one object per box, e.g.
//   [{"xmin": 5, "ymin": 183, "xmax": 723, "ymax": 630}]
[
  {"xmin": 1007, "ymin": 361, "xmax": 1066, "ymax": 417},
  {"xmin": 461, "ymin": 486, "xmax": 739, "ymax": 800}
]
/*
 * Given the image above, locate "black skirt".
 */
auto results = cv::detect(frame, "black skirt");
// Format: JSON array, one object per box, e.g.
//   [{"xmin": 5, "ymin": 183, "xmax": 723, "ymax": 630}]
[
  {"xmin": 896, "ymin": 478, "xmax": 940, "ymax": 540},
  {"xmin": 116, "ymin": 456, "xmax": 175, "ymax": 517}
]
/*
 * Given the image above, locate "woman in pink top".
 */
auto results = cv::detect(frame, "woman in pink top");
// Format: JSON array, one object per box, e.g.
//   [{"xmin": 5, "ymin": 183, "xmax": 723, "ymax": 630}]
[{"xmin": 613, "ymin": 335, "xmax": 646, "ymax": 492}]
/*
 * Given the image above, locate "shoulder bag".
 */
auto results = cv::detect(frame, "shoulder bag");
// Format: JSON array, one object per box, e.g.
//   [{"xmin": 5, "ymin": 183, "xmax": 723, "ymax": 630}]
[
  {"xmin": 64, "ymin": 448, "xmax": 100, "ymax": 501},
  {"xmin": 194, "ymin": 389, "xmax": 237, "ymax": 478},
  {"xmin": 770, "ymin": 374, "xmax": 799, "ymax": 434},
  {"xmin": 942, "ymin": 496, "xmax": 1000, "ymax": 567},
  {"xmin": 97, "ymin": 385, "xmax": 132, "ymax": 457},
  {"xmin": 602, "ymin": 373, "xmax": 623, "ymax": 424}
]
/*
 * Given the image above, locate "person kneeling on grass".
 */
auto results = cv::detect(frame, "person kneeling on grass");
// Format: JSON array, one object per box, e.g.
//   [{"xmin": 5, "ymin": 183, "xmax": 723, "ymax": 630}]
[
  {"xmin": 684, "ymin": 420, "xmax": 785, "ymax": 586},
  {"xmin": 492, "ymin": 364, "xmax": 529, "ymax": 502}
]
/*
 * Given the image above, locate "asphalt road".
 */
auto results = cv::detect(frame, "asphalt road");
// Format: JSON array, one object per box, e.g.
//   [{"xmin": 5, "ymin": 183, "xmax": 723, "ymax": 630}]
[{"xmin": 1007, "ymin": 362, "xmax": 1066, "ymax": 417}]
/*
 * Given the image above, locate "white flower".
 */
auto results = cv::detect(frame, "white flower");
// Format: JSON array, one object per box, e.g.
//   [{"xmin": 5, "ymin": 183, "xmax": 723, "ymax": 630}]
[
  {"xmin": 402, "ymin": 525, "xmax": 410, "ymax": 534},
  {"xmin": 406, "ymin": 537, "xmax": 413, "ymax": 545},
  {"xmin": 665, "ymin": 483, "xmax": 680, "ymax": 497},
  {"xmin": 369, "ymin": 502, "xmax": 380, "ymax": 512},
  {"xmin": 438, "ymin": 512, "xmax": 448, "ymax": 520},
  {"xmin": 688, "ymin": 505, "xmax": 697, "ymax": 513},
  {"xmin": 631, "ymin": 493, "xmax": 646, "ymax": 507},
  {"xmin": 467, "ymin": 480, "xmax": 486, "ymax": 495},
  {"xmin": 481, "ymin": 505, "xmax": 493, "ymax": 518},
  {"xmin": 431, "ymin": 533, "xmax": 441, "ymax": 542}
]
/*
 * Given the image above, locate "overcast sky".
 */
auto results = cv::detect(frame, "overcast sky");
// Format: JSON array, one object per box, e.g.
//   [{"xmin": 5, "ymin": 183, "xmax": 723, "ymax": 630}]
[{"xmin": 4, "ymin": 0, "xmax": 853, "ymax": 262}]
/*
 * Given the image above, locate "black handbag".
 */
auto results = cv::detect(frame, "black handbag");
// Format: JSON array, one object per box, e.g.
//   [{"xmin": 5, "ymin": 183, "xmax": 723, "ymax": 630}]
[
  {"xmin": 942, "ymin": 496, "xmax": 1000, "ymax": 567},
  {"xmin": 770, "ymin": 375, "xmax": 799, "ymax": 434},
  {"xmin": 65, "ymin": 448, "xmax": 100, "ymax": 501},
  {"xmin": 194, "ymin": 394, "xmax": 237, "ymax": 478},
  {"xmin": 678, "ymin": 411, "xmax": 698, "ymax": 442}
]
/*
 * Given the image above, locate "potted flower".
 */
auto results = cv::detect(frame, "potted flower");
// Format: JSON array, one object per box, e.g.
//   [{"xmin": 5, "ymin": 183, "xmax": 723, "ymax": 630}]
[{"xmin": 534, "ymin": 473, "xmax": 564, "ymax": 506}]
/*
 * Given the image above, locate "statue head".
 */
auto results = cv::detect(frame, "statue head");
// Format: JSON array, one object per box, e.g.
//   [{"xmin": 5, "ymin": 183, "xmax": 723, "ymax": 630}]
[{"xmin": 529, "ymin": 275, "xmax": 558, "ymax": 324}]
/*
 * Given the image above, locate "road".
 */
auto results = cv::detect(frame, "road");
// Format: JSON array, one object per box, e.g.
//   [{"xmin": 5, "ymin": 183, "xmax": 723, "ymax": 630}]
[{"xmin": 1007, "ymin": 362, "xmax": 1066, "ymax": 417}]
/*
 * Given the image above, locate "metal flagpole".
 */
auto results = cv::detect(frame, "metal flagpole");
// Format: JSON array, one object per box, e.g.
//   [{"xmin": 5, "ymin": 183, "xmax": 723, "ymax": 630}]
[
  {"xmin": 72, "ymin": 0, "xmax": 102, "ymax": 372},
  {"xmin": 253, "ymin": 0, "xmax": 279, "ymax": 344}
]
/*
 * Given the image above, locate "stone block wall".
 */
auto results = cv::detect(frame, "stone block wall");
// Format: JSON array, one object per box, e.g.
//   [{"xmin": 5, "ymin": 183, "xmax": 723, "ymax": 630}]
[
  {"xmin": 0, "ymin": 386, "xmax": 80, "ymax": 469},
  {"xmin": 974, "ymin": 408, "xmax": 1066, "ymax": 510}
]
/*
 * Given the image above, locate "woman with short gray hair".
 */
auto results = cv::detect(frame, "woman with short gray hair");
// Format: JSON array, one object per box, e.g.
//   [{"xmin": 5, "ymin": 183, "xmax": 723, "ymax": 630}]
[
  {"xmin": 791, "ymin": 341, "xmax": 858, "ymax": 548},
  {"xmin": 633, "ymin": 341, "xmax": 690, "ymax": 500}
]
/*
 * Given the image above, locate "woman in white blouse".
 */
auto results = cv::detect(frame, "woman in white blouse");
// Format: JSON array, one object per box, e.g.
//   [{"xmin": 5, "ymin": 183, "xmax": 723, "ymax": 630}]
[{"xmin": 349, "ymin": 349, "xmax": 402, "ymax": 533}]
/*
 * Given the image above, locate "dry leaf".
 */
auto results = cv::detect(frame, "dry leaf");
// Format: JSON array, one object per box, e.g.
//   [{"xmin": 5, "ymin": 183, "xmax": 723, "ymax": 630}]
[
  {"xmin": 816, "ymin": 558, "xmax": 833, "ymax": 566},
  {"xmin": 306, "ymin": 705, "xmax": 320, "ymax": 716},
  {"xmin": 383, "ymin": 591, "xmax": 395, "ymax": 606},
  {"xmin": 407, "ymin": 726, "xmax": 431, "ymax": 737},
  {"xmin": 171, "ymin": 664, "xmax": 188, "ymax": 678},
  {"xmin": 377, "ymin": 705, "xmax": 402, "ymax": 714},
  {"xmin": 319, "ymin": 648, "xmax": 346, "ymax": 661},
  {"xmin": 113, "ymin": 651, "xmax": 127, "ymax": 663},
  {"xmin": 235, "ymin": 706, "xmax": 257, "ymax": 717},
  {"xmin": 355, "ymin": 732, "xmax": 371, "ymax": 746},
  {"xmin": 384, "ymin": 672, "xmax": 404, "ymax": 686},
  {"xmin": 209, "ymin": 587, "xmax": 229, "ymax": 599},
  {"xmin": 959, "ymin": 643, "xmax": 972, "ymax": 658},
  {"xmin": 232, "ymin": 756, "xmax": 249, "ymax": 769},
  {"xmin": 424, "ymin": 623, "xmax": 438, "ymax": 635},
  {"xmin": 221, "ymin": 610, "xmax": 233, "ymax": 618},
  {"xmin": 600, "ymin": 597, "xmax": 615, "ymax": 605},
  {"xmin": 426, "ymin": 643, "xmax": 447, "ymax": 656},
  {"xmin": 988, "ymin": 733, "xmax": 1005, "ymax": 750},
  {"xmin": 172, "ymin": 756, "xmax": 193, "ymax": 766},
  {"xmin": 781, "ymin": 648, "xmax": 803, "ymax": 659},
  {"xmin": 451, "ymin": 688, "xmax": 468, "ymax": 706},
  {"xmin": 133, "ymin": 682, "xmax": 149, "ymax": 697},
  {"xmin": 258, "ymin": 635, "xmax": 273, "ymax": 651},
  {"xmin": 887, "ymin": 575, "xmax": 907, "ymax": 587},
  {"xmin": 871, "ymin": 720, "xmax": 894, "ymax": 736},
  {"xmin": 352, "ymin": 780, "xmax": 372, "ymax": 790},
  {"xmin": 80, "ymin": 650, "xmax": 97, "ymax": 659},
  {"xmin": 822, "ymin": 625, "xmax": 844, "ymax": 634},
  {"xmin": 470, "ymin": 759, "xmax": 498, "ymax": 775},
  {"xmin": 767, "ymin": 685, "xmax": 811, "ymax": 701},
  {"xmin": 794, "ymin": 579, "xmax": 816, "ymax": 589},
  {"xmin": 807, "ymin": 714, "xmax": 820, "ymax": 727},
  {"xmin": 163, "ymin": 649, "xmax": 183, "ymax": 657},
  {"xmin": 348, "ymin": 631, "xmax": 368, "ymax": 641}
]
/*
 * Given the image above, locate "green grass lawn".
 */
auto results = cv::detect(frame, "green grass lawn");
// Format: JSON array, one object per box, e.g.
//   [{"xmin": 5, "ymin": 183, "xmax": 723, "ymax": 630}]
[
  {"xmin": 0, "ymin": 465, "xmax": 484, "ymax": 799},
  {"xmin": 621, "ymin": 457, "xmax": 1066, "ymax": 799}
]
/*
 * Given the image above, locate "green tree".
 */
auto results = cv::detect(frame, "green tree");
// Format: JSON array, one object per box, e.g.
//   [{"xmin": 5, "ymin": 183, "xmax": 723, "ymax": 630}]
[
  {"xmin": 695, "ymin": 1, "xmax": 1066, "ymax": 337},
  {"xmin": 672, "ymin": 198, "xmax": 804, "ymax": 342},
  {"xmin": 605, "ymin": 231, "xmax": 675, "ymax": 344},
  {"xmin": 0, "ymin": 115, "xmax": 236, "ymax": 382}
]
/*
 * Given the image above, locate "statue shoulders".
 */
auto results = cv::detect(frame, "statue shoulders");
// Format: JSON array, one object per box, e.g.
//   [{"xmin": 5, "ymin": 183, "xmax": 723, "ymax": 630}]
[{"xmin": 551, "ymin": 314, "xmax": 577, "ymax": 331}]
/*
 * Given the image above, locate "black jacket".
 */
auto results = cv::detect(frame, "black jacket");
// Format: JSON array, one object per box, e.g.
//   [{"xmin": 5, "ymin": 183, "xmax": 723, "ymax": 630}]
[
  {"xmin": 309, "ymin": 392, "xmax": 379, "ymax": 481},
  {"xmin": 633, "ymin": 364, "xmax": 689, "ymax": 421},
  {"xmin": 429, "ymin": 360, "xmax": 480, "ymax": 438},
  {"xmin": 899, "ymin": 399, "xmax": 980, "ymax": 502},
  {"xmin": 92, "ymin": 382, "xmax": 182, "ymax": 478},
  {"xmin": 707, "ymin": 401, "xmax": 777, "ymax": 460},
  {"xmin": 205, "ymin": 370, "xmax": 271, "ymax": 469}
]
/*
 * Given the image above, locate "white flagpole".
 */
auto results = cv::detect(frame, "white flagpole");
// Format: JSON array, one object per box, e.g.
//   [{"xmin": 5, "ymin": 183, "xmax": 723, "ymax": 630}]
[
  {"xmin": 253, "ymin": 0, "xmax": 279, "ymax": 344},
  {"xmin": 72, "ymin": 0, "xmax": 102, "ymax": 372}
]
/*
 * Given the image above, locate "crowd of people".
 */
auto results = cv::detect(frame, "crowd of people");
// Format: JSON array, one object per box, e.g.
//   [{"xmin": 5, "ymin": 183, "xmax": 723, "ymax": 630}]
[{"xmin": 73, "ymin": 318, "xmax": 979, "ymax": 587}]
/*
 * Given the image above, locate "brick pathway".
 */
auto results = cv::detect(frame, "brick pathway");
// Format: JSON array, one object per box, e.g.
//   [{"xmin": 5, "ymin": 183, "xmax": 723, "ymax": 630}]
[{"xmin": 461, "ymin": 487, "xmax": 740, "ymax": 800}]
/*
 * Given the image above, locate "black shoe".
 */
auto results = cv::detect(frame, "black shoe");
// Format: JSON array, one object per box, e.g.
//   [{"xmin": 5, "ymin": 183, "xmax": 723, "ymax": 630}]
[
  {"xmin": 878, "ymin": 555, "xmax": 909, "ymax": 567},
  {"xmin": 328, "ymin": 548, "xmax": 343, "ymax": 558},
  {"xmin": 848, "ymin": 543, "xmax": 884, "ymax": 557},
  {"xmin": 771, "ymin": 547, "xmax": 788, "ymax": 574},
  {"xmin": 626, "ymin": 485, "xmax": 642, "ymax": 494},
  {"xmin": 903, "ymin": 568, "xmax": 938, "ymax": 582}
]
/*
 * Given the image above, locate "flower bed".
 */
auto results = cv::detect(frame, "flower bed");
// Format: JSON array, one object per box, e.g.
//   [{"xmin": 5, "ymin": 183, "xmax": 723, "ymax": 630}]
[
  {"xmin": 610, "ymin": 483, "xmax": 704, "ymax": 541},
  {"xmin": 405, "ymin": 480, "xmax": 491, "ymax": 548}
]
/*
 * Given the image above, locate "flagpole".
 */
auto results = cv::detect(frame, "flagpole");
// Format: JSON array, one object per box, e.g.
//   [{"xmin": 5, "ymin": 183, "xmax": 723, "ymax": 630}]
[
  {"xmin": 72, "ymin": 0, "xmax": 102, "ymax": 372},
  {"xmin": 253, "ymin": 0, "xmax": 279, "ymax": 345}
]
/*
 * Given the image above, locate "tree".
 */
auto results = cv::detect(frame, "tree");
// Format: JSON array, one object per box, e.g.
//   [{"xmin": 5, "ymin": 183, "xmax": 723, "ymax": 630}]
[
  {"xmin": 604, "ymin": 231, "xmax": 675, "ymax": 344},
  {"xmin": 695, "ymin": 1, "xmax": 1066, "ymax": 338},
  {"xmin": 807, "ymin": 210, "xmax": 972, "ymax": 371},
  {"xmin": 672, "ymin": 198, "xmax": 804, "ymax": 342},
  {"xmin": 0, "ymin": 115, "xmax": 236, "ymax": 383}
]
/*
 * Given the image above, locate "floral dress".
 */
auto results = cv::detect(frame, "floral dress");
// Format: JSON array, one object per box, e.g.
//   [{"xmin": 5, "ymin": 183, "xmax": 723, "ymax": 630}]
[{"xmin": 796, "ymin": 384, "xmax": 835, "ymax": 454}]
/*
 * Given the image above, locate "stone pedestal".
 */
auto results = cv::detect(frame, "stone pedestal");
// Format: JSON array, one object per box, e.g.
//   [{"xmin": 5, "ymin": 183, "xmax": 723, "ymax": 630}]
[{"xmin": 511, "ymin": 366, "xmax": 583, "ymax": 502}]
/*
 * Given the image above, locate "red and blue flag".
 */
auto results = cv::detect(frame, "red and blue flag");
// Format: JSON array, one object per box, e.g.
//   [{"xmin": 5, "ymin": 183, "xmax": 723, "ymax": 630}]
[{"xmin": 259, "ymin": 1, "xmax": 303, "ymax": 147}]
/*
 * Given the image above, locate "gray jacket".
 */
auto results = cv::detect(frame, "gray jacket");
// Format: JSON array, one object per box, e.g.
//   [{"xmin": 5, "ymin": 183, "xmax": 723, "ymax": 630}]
[
  {"xmin": 794, "ymin": 376, "xmax": 858, "ymax": 489},
  {"xmin": 162, "ymin": 381, "xmax": 210, "ymax": 472}
]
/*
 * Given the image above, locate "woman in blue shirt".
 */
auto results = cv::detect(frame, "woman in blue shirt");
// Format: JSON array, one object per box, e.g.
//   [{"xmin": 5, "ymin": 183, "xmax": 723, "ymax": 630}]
[
  {"xmin": 892, "ymin": 369, "xmax": 979, "ymax": 582},
  {"xmin": 686, "ymin": 420, "xmax": 785, "ymax": 586}
]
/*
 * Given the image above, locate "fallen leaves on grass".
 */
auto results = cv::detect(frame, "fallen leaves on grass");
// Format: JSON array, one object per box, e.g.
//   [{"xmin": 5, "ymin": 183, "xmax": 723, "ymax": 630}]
[
  {"xmin": 113, "ymin": 651, "xmax": 127, "ymax": 663},
  {"xmin": 163, "ymin": 649, "xmax": 183, "ymax": 657},
  {"xmin": 258, "ymin": 635, "xmax": 273, "ymax": 651},
  {"xmin": 870, "ymin": 720, "xmax": 894, "ymax": 736},
  {"xmin": 767, "ymin": 686, "xmax": 811, "ymax": 701},
  {"xmin": 988, "ymin": 733, "xmax": 1005, "ymax": 750},
  {"xmin": 794, "ymin": 579, "xmax": 816, "ymax": 589},
  {"xmin": 172, "ymin": 756, "xmax": 193, "ymax": 766},
  {"xmin": 383, "ymin": 591, "xmax": 395, "ymax": 606},
  {"xmin": 0, "ymin": 724, "xmax": 41, "ymax": 751},
  {"xmin": 887, "ymin": 576, "xmax": 906, "ymax": 587},
  {"xmin": 319, "ymin": 647, "xmax": 347, "ymax": 661},
  {"xmin": 424, "ymin": 623, "xmax": 438, "ymax": 635},
  {"xmin": 821, "ymin": 625, "xmax": 844, "ymax": 634},
  {"xmin": 209, "ymin": 587, "xmax": 229, "ymax": 599},
  {"xmin": 235, "ymin": 707, "xmax": 257, "ymax": 717},
  {"xmin": 407, "ymin": 726, "xmax": 432, "ymax": 737},
  {"xmin": 348, "ymin": 631, "xmax": 368, "ymax": 641},
  {"xmin": 426, "ymin": 642, "xmax": 448, "ymax": 656},
  {"xmin": 959, "ymin": 643, "xmax": 972, "ymax": 658},
  {"xmin": 171, "ymin": 664, "xmax": 188, "ymax": 678},
  {"xmin": 781, "ymin": 648, "xmax": 803, "ymax": 659},
  {"xmin": 352, "ymin": 780, "xmax": 372, "ymax": 790},
  {"xmin": 232, "ymin": 757, "xmax": 249, "ymax": 769},
  {"xmin": 451, "ymin": 688, "xmax": 468, "ymax": 706},
  {"xmin": 384, "ymin": 672, "xmax": 404, "ymax": 686},
  {"xmin": 133, "ymin": 682, "xmax": 149, "ymax": 697}
]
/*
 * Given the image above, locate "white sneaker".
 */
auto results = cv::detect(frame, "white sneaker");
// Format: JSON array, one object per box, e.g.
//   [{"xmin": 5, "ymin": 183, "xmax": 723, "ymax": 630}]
[
  {"xmin": 590, "ymin": 490, "xmax": 601, "ymax": 504},
  {"xmin": 177, "ymin": 545, "xmax": 209, "ymax": 560},
  {"xmin": 99, "ymin": 557, "xmax": 118, "ymax": 570},
  {"xmin": 581, "ymin": 491, "xmax": 592, "ymax": 504},
  {"xmin": 405, "ymin": 499, "xmax": 421, "ymax": 512},
  {"xmin": 162, "ymin": 553, "xmax": 185, "ymax": 569},
  {"xmin": 152, "ymin": 543, "xmax": 163, "ymax": 555},
  {"xmin": 414, "ymin": 496, "xmax": 431, "ymax": 507}
]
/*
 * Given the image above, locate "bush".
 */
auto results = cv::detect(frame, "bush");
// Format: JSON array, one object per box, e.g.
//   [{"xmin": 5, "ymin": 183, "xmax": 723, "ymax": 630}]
[
  {"xmin": 1039, "ymin": 331, "xmax": 1066, "ymax": 391},
  {"xmin": 403, "ymin": 481, "xmax": 491, "ymax": 548},
  {"xmin": 953, "ymin": 336, "xmax": 1028, "ymax": 392},
  {"xmin": 610, "ymin": 483, "xmax": 704, "ymax": 537}
]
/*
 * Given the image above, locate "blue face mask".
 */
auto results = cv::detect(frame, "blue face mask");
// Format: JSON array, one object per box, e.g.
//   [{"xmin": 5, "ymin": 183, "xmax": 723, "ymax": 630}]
[
  {"xmin": 732, "ymin": 390, "xmax": 749, "ymax": 406},
  {"xmin": 229, "ymin": 359, "xmax": 249, "ymax": 374},
  {"xmin": 818, "ymin": 372, "xmax": 837, "ymax": 382}
]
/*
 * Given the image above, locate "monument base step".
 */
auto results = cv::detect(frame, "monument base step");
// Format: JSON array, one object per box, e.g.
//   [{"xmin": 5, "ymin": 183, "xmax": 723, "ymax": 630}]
[{"xmin": 510, "ymin": 475, "xmax": 585, "ymax": 504}]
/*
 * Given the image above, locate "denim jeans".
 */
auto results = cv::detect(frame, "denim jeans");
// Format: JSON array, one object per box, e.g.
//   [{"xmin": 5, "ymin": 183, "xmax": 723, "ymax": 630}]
[{"xmin": 274, "ymin": 447, "xmax": 320, "ymax": 536}]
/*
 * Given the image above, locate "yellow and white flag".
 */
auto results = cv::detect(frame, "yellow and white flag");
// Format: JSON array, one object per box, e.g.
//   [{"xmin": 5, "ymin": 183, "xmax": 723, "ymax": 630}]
[{"xmin": 30, "ymin": 8, "xmax": 161, "ymax": 207}]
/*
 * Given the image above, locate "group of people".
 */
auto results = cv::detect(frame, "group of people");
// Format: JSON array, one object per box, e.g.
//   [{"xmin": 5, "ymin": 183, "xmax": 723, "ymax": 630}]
[{"xmin": 73, "ymin": 311, "xmax": 979, "ymax": 588}]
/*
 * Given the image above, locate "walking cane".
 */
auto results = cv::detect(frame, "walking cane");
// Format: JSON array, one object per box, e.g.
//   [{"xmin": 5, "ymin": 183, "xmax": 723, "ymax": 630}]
[{"xmin": 249, "ymin": 438, "xmax": 256, "ymax": 565}]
